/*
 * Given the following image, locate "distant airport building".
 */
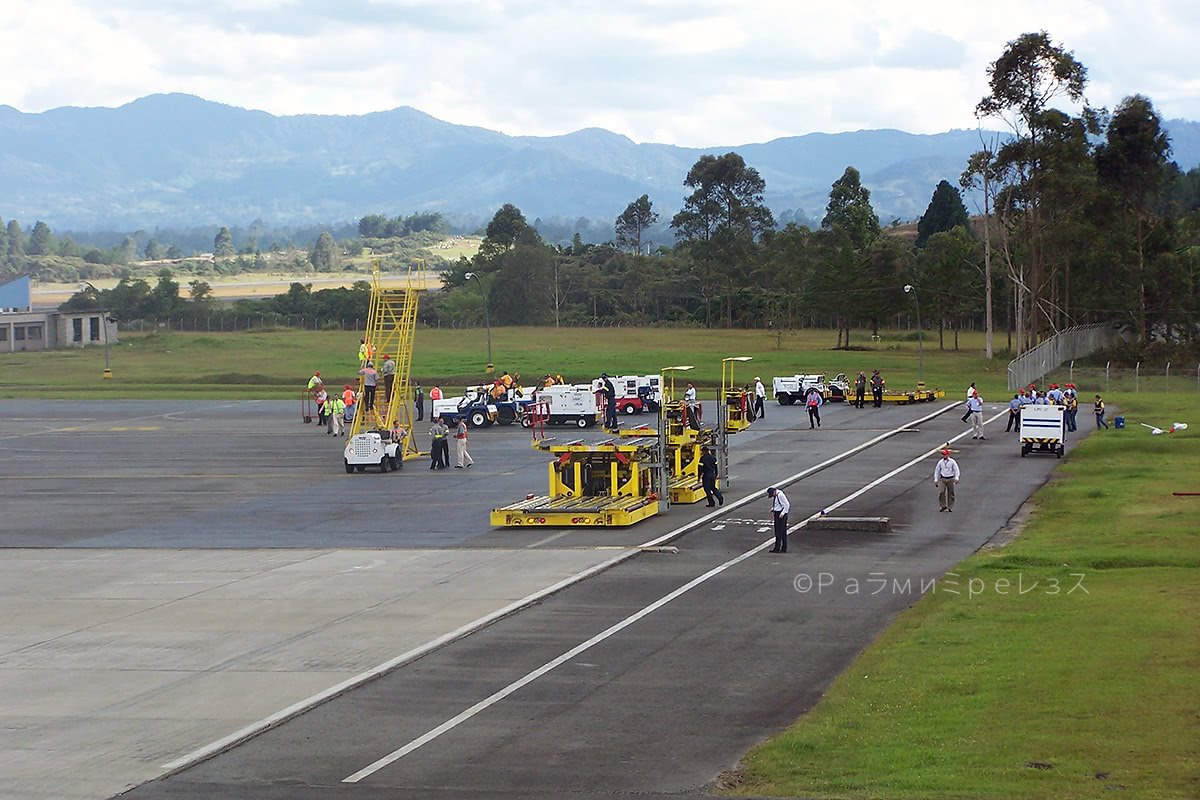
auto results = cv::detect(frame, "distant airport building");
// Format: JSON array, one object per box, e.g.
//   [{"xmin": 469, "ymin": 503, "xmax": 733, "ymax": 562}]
[{"xmin": 0, "ymin": 274, "xmax": 119, "ymax": 352}]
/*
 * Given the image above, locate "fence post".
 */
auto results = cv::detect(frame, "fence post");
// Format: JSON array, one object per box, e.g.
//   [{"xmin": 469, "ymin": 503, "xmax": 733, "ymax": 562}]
[
  {"xmin": 1166, "ymin": 362, "xmax": 1171, "ymax": 392},
  {"xmin": 1106, "ymin": 361, "xmax": 1110, "ymax": 392},
  {"xmin": 1135, "ymin": 361, "xmax": 1140, "ymax": 393},
  {"xmin": 1069, "ymin": 360, "xmax": 1074, "ymax": 383}
]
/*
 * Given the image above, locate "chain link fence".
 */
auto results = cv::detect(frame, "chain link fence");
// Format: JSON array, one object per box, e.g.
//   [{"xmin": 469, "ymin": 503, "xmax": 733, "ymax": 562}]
[
  {"xmin": 1029, "ymin": 361, "xmax": 1200, "ymax": 395},
  {"xmin": 1006, "ymin": 323, "xmax": 1124, "ymax": 391}
]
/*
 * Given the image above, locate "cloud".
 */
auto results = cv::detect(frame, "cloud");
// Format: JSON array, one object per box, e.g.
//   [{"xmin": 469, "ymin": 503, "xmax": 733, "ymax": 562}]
[{"xmin": 1, "ymin": 0, "xmax": 1198, "ymax": 146}]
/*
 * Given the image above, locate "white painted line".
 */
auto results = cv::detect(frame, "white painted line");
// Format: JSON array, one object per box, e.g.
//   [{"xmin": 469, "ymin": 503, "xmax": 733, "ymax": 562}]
[
  {"xmin": 756, "ymin": 526, "xmax": 771, "ymax": 533},
  {"xmin": 341, "ymin": 402, "xmax": 973, "ymax": 783},
  {"xmin": 160, "ymin": 402, "xmax": 958, "ymax": 777},
  {"xmin": 711, "ymin": 524, "xmax": 726, "ymax": 531},
  {"xmin": 344, "ymin": 535, "xmax": 769, "ymax": 782}
]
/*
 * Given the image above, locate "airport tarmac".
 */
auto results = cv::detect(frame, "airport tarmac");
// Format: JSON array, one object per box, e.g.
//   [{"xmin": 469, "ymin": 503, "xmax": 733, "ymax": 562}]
[{"xmin": 0, "ymin": 396, "xmax": 1075, "ymax": 799}]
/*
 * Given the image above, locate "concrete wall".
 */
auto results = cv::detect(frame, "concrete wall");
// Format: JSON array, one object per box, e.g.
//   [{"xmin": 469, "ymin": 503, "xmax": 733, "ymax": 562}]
[{"xmin": 0, "ymin": 311, "xmax": 118, "ymax": 352}]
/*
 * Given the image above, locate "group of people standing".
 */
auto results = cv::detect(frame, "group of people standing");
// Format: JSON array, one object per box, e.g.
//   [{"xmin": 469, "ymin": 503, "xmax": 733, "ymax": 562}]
[
  {"xmin": 1003, "ymin": 382, "xmax": 1107, "ymax": 432},
  {"xmin": 852, "ymin": 370, "xmax": 887, "ymax": 408},
  {"xmin": 426, "ymin": 415, "xmax": 473, "ymax": 470}
]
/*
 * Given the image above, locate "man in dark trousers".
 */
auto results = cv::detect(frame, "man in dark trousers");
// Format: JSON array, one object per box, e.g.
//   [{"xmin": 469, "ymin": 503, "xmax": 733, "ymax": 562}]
[
  {"xmin": 767, "ymin": 487, "xmax": 790, "ymax": 553},
  {"xmin": 428, "ymin": 417, "xmax": 449, "ymax": 470},
  {"xmin": 870, "ymin": 370, "xmax": 885, "ymax": 408},
  {"xmin": 414, "ymin": 383, "xmax": 425, "ymax": 421},
  {"xmin": 854, "ymin": 371, "xmax": 867, "ymax": 408},
  {"xmin": 601, "ymin": 373, "xmax": 618, "ymax": 430},
  {"xmin": 698, "ymin": 447, "xmax": 724, "ymax": 508}
]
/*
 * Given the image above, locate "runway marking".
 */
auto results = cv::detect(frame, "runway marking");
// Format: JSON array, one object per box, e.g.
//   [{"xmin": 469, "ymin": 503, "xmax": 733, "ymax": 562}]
[
  {"xmin": 0, "ymin": 403, "xmax": 242, "ymax": 441},
  {"xmin": 710, "ymin": 524, "xmax": 726, "ymax": 531},
  {"xmin": 341, "ymin": 402, "xmax": 964, "ymax": 782},
  {"xmin": 160, "ymin": 402, "xmax": 959, "ymax": 779}
]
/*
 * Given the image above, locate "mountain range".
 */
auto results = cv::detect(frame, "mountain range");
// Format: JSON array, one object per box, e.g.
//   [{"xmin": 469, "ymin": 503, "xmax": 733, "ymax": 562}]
[{"xmin": 2, "ymin": 93, "xmax": 1199, "ymax": 233}]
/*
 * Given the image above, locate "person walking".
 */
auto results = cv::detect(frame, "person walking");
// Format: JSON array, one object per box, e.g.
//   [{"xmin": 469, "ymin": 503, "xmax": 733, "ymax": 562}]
[
  {"xmin": 1094, "ymin": 395, "xmax": 1109, "ymax": 429},
  {"xmin": 805, "ymin": 386, "xmax": 822, "ymax": 429},
  {"xmin": 753, "ymin": 377, "xmax": 766, "ymax": 420},
  {"xmin": 854, "ymin": 371, "xmax": 867, "ymax": 409},
  {"xmin": 429, "ymin": 417, "xmax": 450, "ymax": 469},
  {"xmin": 326, "ymin": 394, "xmax": 345, "ymax": 436},
  {"xmin": 870, "ymin": 370, "xmax": 884, "ymax": 408},
  {"xmin": 454, "ymin": 418, "xmax": 474, "ymax": 469},
  {"xmin": 359, "ymin": 361, "xmax": 378, "ymax": 412},
  {"xmin": 967, "ymin": 391, "xmax": 986, "ymax": 439},
  {"xmin": 379, "ymin": 354, "xmax": 396, "ymax": 402},
  {"xmin": 1005, "ymin": 393, "xmax": 1022, "ymax": 433},
  {"xmin": 933, "ymin": 448, "xmax": 960, "ymax": 512},
  {"xmin": 414, "ymin": 383, "xmax": 425, "ymax": 421},
  {"xmin": 962, "ymin": 383, "xmax": 978, "ymax": 423},
  {"xmin": 429, "ymin": 385, "xmax": 443, "ymax": 402},
  {"xmin": 314, "ymin": 386, "xmax": 328, "ymax": 429},
  {"xmin": 767, "ymin": 487, "xmax": 790, "ymax": 553},
  {"xmin": 699, "ymin": 447, "xmax": 724, "ymax": 508}
]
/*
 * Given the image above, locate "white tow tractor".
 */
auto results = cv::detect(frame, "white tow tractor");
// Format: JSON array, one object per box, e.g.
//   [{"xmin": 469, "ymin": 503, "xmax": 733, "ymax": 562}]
[
  {"xmin": 344, "ymin": 427, "xmax": 407, "ymax": 473},
  {"xmin": 1020, "ymin": 404, "xmax": 1066, "ymax": 458},
  {"xmin": 772, "ymin": 374, "xmax": 828, "ymax": 405}
]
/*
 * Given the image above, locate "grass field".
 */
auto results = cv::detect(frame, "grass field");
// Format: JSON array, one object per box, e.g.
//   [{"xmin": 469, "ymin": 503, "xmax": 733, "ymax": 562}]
[
  {"xmin": 731, "ymin": 392, "xmax": 1200, "ymax": 800},
  {"xmin": 0, "ymin": 327, "xmax": 1018, "ymax": 399}
]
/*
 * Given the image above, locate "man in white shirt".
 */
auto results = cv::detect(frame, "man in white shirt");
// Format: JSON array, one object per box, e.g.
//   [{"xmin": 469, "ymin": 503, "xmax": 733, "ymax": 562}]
[
  {"xmin": 753, "ymin": 377, "xmax": 766, "ymax": 420},
  {"xmin": 767, "ymin": 487, "xmax": 790, "ymax": 553},
  {"xmin": 933, "ymin": 449, "xmax": 961, "ymax": 512},
  {"xmin": 967, "ymin": 392, "xmax": 986, "ymax": 439}
]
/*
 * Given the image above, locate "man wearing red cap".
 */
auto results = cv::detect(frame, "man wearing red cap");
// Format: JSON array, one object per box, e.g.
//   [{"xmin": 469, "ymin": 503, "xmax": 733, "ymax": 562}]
[{"xmin": 933, "ymin": 449, "xmax": 960, "ymax": 512}]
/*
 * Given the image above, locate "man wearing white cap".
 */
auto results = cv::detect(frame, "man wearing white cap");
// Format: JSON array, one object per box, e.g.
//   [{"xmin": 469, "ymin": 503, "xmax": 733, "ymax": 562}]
[{"xmin": 933, "ymin": 449, "xmax": 960, "ymax": 512}]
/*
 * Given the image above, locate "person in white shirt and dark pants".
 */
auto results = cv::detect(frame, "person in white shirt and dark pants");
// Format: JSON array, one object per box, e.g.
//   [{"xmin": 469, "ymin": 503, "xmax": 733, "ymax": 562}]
[
  {"xmin": 967, "ymin": 392, "xmax": 986, "ymax": 439},
  {"xmin": 934, "ymin": 449, "xmax": 960, "ymax": 512},
  {"xmin": 753, "ymin": 377, "xmax": 766, "ymax": 420},
  {"xmin": 767, "ymin": 487, "xmax": 790, "ymax": 552}
]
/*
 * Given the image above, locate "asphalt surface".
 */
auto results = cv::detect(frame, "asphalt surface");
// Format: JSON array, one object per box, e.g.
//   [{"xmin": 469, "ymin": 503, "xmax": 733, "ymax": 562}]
[{"xmin": 27, "ymin": 395, "xmax": 1080, "ymax": 800}]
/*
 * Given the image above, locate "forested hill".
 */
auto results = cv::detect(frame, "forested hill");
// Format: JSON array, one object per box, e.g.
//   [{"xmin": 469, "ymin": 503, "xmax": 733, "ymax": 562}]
[{"xmin": 2, "ymin": 93, "xmax": 1199, "ymax": 231}]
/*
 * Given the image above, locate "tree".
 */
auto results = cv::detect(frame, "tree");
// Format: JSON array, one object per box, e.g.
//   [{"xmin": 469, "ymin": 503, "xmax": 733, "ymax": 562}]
[
  {"xmin": 28, "ymin": 221, "xmax": 53, "ymax": 256},
  {"xmin": 144, "ymin": 239, "xmax": 166, "ymax": 260},
  {"xmin": 615, "ymin": 194, "xmax": 658, "ymax": 253},
  {"xmin": 916, "ymin": 181, "xmax": 970, "ymax": 248},
  {"xmin": 214, "ymin": 226, "xmax": 236, "ymax": 258},
  {"xmin": 188, "ymin": 280, "xmax": 213, "ymax": 304},
  {"xmin": 975, "ymin": 31, "xmax": 1088, "ymax": 350},
  {"xmin": 822, "ymin": 167, "xmax": 880, "ymax": 250},
  {"xmin": 961, "ymin": 144, "xmax": 1002, "ymax": 359},
  {"xmin": 1095, "ymin": 94, "xmax": 1172, "ymax": 342},
  {"xmin": 310, "ymin": 231, "xmax": 340, "ymax": 272},
  {"xmin": 7, "ymin": 220, "xmax": 24, "ymax": 259},
  {"xmin": 151, "ymin": 268, "xmax": 182, "ymax": 315},
  {"xmin": 672, "ymin": 152, "xmax": 774, "ymax": 326},
  {"xmin": 480, "ymin": 204, "xmax": 538, "ymax": 259}
]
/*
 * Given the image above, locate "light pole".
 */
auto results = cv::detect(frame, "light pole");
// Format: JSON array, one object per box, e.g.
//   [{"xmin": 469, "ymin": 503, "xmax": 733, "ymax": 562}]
[
  {"xmin": 464, "ymin": 272, "xmax": 493, "ymax": 374},
  {"xmin": 904, "ymin": 284, "xmax": 923, "ymax": 384},
  {"xmin": 81, "ymin": 281, "xmax": 112, "ymax": 379}
]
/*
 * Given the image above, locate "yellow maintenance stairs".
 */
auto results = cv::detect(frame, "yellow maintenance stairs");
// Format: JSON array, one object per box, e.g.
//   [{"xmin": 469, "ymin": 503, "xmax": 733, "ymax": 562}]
[{"xmin": 343, "ymin": 261, "xmax": 422, "ymax": 471}]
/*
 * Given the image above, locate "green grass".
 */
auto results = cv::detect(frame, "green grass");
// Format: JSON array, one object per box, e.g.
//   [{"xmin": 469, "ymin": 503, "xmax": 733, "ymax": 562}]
[
  {"xmin": 0, "ymin": 327, "xmax": 1016, "ymax": 399},
  {"xmin": 731, "ymin": 392, "xmax": 1200, "ymax": 800}
]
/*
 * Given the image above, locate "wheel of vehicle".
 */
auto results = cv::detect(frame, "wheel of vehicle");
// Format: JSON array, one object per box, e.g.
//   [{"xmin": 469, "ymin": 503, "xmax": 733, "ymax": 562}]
[
  {"xmin": 575, "ymin": 416, "xmax": 589, "ymax": 428},
  {"xmin": 520, "ymin": 415, "xmax": 533, "ymax": 429},
  {"xmin": 379, "ymin": 456, "xmax": 390, "ymax": 473},
  {"xmin": 623, "ymin": 404, "xmax": 637, "ymax": 415},
  {"xmin": 469, "ymin": 410, "xmax": 488, "ymax": 428},
  {"xmin": 777, "ymin": 395, "xmax": 788, "ymax": 406},
  {"xmin": 345, "ymin": 460, "xmax": 354, "ymax": 474},
  {"xmin": 497, "ymin": 407, "xmax": 516, "ymax": 425},
  {"xmin": 355, "ymin": 465, "xmax": 366, "ymax": 472},
  {"xmin": 1021, "ymin": 444, "xmax": 1029, "ymax": 457},
  {"xmin": 390, "ymin": 455, "xmax": 402, "ymax": 471}
]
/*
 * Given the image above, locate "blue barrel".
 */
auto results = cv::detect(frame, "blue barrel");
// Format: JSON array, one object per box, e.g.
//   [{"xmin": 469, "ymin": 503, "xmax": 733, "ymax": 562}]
[{"xmin": 1114, "ymin": 415, "xmax": 1125, "ymax": 429}]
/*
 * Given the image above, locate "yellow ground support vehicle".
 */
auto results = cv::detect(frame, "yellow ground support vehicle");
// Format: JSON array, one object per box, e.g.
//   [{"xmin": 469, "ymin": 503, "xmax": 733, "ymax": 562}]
[
  {"xmin": 489, "ymin": 435, "xmax": 663, "ymax": 527},
  {"xmin": 881, "ymin": 381, "xmax": 946, "ymax": 404},
  {"xmin": 721, "ymin": 356, "xmax": 754, "ymax": 433}
]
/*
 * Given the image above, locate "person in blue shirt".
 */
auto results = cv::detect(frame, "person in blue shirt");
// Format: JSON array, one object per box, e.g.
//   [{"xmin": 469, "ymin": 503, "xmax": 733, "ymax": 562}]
[{"xmin": 1005, "ymin": 394, "xmax": 1022, "ymax": 432}]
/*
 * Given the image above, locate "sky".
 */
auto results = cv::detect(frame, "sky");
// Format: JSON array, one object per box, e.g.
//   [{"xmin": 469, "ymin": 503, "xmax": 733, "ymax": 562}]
[{"xmin": 3, "ymin": 0, "xmax": 1198, "ymax": 146}]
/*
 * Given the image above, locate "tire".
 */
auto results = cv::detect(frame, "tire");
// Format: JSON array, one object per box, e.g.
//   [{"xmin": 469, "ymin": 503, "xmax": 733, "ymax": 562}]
[
  {"xmin": 469, "ymin": 410, "xmax": 488, "ymax": 428},
  {"xmin": 776, "ymin": 394, "xmax": 788, "ymax": 406},
  {"xmin": 520, "ymin": 415, "xmax": 532, "ymax": 429},
  {"xmin": 497, "ymin": 407, "xmax": 516, "ymax": 426},
  {"xmin": 575, "ymin": 416, "xmax": 589, "ymax": 428},
  {"xmin": 345, "ymin": 460, "xmax": 354, "ymax": 474},
  {"xmin": 355, "ymin": 465, "xmax": 366, "ymax": 473},
  {"xmin": 623, "ymin": 404, "xmax": 637, "ymax": 415},
  {"xmin": 379, "ymin": 456, "xmax": 390, "ymax": 473},
  {"xmin": 391, "ymin": 455, "xmax": 402, "ymax": 471}
]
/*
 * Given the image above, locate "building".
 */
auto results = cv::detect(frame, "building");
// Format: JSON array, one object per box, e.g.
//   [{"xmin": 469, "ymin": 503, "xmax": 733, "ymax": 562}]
[{"xmin": 0, "ymin": 274, "xmax": 119, "ymax": 353}]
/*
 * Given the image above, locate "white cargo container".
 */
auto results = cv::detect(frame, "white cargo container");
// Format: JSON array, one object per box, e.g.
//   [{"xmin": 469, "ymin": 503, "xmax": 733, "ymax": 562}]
[{"xmin": 525, "ymin": 384, "xmax": 601, "ymax": 428}]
